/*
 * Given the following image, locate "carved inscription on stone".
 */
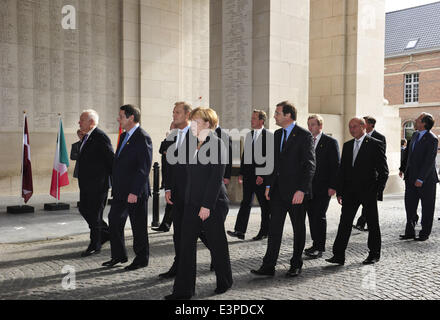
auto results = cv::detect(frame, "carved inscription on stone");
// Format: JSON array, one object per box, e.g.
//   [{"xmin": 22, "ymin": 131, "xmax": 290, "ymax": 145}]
[
  {"xmin": 222, "ymin": 0, "xmax": 253, "ymax": 130},
  {"xmin": 0, "ymin": 0, "xmax": 122, "ymax": 132}
]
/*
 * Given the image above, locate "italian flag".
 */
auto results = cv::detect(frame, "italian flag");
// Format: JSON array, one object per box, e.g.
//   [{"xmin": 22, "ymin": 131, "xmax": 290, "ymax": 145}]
[{"xmin": 50, "ymin": 118, "xmax": 69, "ymax": 199}]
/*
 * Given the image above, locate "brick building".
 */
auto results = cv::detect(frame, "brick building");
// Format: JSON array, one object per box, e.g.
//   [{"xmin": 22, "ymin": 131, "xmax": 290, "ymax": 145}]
[{"xmin": 384, "ymin": 2, "xmax": 440, "ymax": 142}]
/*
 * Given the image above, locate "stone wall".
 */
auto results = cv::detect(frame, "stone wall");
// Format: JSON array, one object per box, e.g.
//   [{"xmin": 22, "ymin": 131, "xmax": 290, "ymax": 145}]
[{"xmin": 0, "ymin": 0, "xmax": 122, "ymax": 196}]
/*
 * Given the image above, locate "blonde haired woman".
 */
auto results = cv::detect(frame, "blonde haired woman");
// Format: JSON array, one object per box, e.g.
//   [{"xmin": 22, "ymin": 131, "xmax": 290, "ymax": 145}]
[{"xmin": 165, "ymin": 107, "xmax": 233, "ymax": 300}]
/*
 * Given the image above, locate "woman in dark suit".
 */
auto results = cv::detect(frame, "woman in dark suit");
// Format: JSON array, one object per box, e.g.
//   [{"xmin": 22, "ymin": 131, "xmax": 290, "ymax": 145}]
[{"xmin": 165, "ymin": 107, "xmax": 233, "ymax": 300}]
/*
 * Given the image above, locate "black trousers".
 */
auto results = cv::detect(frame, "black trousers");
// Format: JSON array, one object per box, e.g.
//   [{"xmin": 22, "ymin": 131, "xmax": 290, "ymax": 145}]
[
  {"xmin": 108, "ymin": 195, "xmax": 149, "ymax": 264},
  {"xmin": 263, "ymin": 186, "xmax": 306, "ymax": 269},
  {"xmin": 234, "ymin": 177, "xmax": 270, "ymax": 235},
  {"xmin": 169, "ymin": 199, "xmax": 212, "ymax": 273},
  {"xmin": 333, "ymin": 191, "xmax": 381, "ymax": 259},
  {"xmin": 404, "ymin": 180, "xmax": 436, "ymax": 237},
  {"xmin": 169, "ymin": 199, "xmax": 185, "ymax": 273},
  {"xmin": 173, "ymin": 203, "xmax": 232, "ymax": 296},
  {"xmin": 79, "ymin": 190, "xmax": 109, "ymax": 250},
  {"xmin": 305, "ymin": 194, "xmax": 330, "ymax": 252}
]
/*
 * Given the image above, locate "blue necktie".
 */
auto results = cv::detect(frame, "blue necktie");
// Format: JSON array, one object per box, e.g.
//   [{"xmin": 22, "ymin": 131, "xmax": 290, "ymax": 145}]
[
  {"xmin": 117, "ymin": 133, "xmax": 130, "ymax": 157},
  {"xmin": 411, "ymin": 132, "xmax": 420, "ymax": 152},
  {"xmin": 281, "ymin": 129, "xmax": 288, "ymax": 151}
]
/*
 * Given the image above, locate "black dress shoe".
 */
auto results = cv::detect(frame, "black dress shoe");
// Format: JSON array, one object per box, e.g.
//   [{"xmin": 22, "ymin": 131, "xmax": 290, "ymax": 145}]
[
  {"xmin": 81, "ymin": 248, "xmax": 101, "ymax": 257},
  {"xmin": 214, "ymin": 286, "xmax": 231, "ymax": 294},
  {"xmin": 159, "ymin": 269, "xmax": 177, "ymax": 279},
  {"xmin": 286, "ymin": 266, "xmax": 302, "ymax": 277},
  {"xmin": 252, "ymin": 234, "xmax": 268, "ymax": 241},
  {"xmin": 250, "ymin": 266, "xmax": 275, "ymax": 276},
  {"xmin": 362, "ymin": 256, "xmax": 380, "ymax": 265},
  {"xmin": 399, "ymin": 234, "xmax": 415, "ymax": 240},
  {"xmin": 102, "ymin": 257, "xmax": 128, "ymax": 267},
  {"xmin": 227, "ymin": 230, "xmax": 245, "ymax": 240},
  {"xmin": 152, "ymin": 225, "xmax": 170, "ymax": 232},
  {"xmin": 125, "ymin": 261, "xmax": 148, "ymax": 271},
  {"xmin": 415, "ymin": 236, "xmax": 429, "ymax": 241},
  {"xmin": 304, "ymin": 246, "xmax": 316, "ymax": 254},
  {"xmin": 164, "ymin": 293, "xmax": 192, "ymax": 300},
  {"xmin": 304, "ymin": 250, "xmax": 323, "ymax": 259},
  {"xmin": 325, "ymin": 256, "xmax": 345, "ymax": 265}
]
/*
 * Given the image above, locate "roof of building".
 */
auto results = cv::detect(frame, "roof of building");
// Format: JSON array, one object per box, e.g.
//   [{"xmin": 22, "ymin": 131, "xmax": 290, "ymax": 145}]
[{"xmin": 385, "ymin": 1, "xmax": 440, "ymax": 58}]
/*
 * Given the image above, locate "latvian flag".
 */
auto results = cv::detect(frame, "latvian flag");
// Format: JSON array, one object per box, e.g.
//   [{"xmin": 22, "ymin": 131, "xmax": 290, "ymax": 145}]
[
  {"xmin": 50, "ymin": 118, "xmax": 69, "ymax": 199},
  {"xmin": 22, "ymin": 114, "xmax": 33, "ymax": 203}
]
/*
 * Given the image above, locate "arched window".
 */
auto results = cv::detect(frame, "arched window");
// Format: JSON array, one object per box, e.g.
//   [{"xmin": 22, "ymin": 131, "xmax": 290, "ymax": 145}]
[{"xmin": 403, "ymin": 121, "xmax": 415, "ymax": 141}]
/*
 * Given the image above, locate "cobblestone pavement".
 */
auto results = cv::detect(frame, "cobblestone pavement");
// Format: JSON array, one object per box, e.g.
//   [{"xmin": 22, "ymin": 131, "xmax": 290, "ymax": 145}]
[{"xmin": 1, "ymin": 192, "xmax": 440, "ymax": 300}]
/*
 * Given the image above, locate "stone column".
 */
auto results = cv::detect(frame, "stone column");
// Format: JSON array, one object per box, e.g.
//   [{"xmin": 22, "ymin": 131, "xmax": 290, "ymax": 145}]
[
  {"xmin": 210, "ymin": 0, "xmax": 310, "ymax": 202},
  {"xmin": 309, "ymin": 0, "xmax": 402, "ymax": 193},
  {"xmin": 138, "ymin": 0, "xmax": 210, "ymax": 166}
]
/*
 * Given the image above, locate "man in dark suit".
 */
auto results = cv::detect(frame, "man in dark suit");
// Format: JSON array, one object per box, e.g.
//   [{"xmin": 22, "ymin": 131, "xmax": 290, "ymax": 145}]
[
  {"xmin": 152, "ymin": 122, "xmax": 176, "ymax": 232},
  {"xmin": 354, "ymin": 116, "xmax": 387, "ymax": 231},
  {"xmin": 160, "ymin": 102, "xmax": 193, "ymax": 278},
  {"xmin": 251, "ymin": 101, "xmax": 315, "ymax": 277},
  {"xmin": 76, "ymin": 110, "xmax": 114, "ymax": 257},
  {"xmin": 399, "ymin": 113, "xmax": 438, "ymax": 241},
  {"xmin": 103, "ymin": 105, "xmax": 152, "ymax": 271},
  {"xmin": 326, "ymin": 117, "xmax": 388, "ymax": 266},
  {"xmin": 304, "ymin": 114, "xmax": 340, "ymax": 259},
  {"xmin": 228, "ymin": 110, "xmax": 272, "ymax": 241}
]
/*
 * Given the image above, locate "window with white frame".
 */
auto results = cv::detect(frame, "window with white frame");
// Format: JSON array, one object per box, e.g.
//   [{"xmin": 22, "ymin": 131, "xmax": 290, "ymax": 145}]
[
  {"xmin": 403, "ymin": 121, "xmax": 415, "ymax": 141},
  {"xmin": 404, "ymin": 73, "xmax": 419, "ymax": 103}
]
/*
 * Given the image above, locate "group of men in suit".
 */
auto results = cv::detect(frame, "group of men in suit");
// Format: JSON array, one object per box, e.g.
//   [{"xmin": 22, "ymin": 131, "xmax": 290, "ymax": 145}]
[
  {"xmin": 71, "ymin": 101, "xmax": 438, "ymax": 285},
  {"xmin": 73, "ymin": 105, "xmax": 153, "ymax": 271}
]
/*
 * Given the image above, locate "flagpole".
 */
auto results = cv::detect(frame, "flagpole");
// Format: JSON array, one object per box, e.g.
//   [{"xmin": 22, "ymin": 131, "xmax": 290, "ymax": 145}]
[
  {"xmin": 57, "ymin": 114, "xmax": 61, "ymax": 204},
  {"xmin": 21, "ymin": 111, "xmax": 26, "ymax": 205}
]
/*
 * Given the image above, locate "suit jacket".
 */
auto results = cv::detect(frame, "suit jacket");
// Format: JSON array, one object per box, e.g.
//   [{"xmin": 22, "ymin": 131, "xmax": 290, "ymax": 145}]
[
  {"xmin": 371, "ymin": 130, "xmax": 386, "ymax": 151},
  {"xmin": 159, "ymin": 137, "xmax": 175, "ymax": 186},
  {"xmin": 312, "ymin": 133, "xmax": 340, "ymax": 196},
  {"xmin": 336, "ymin": 135, "xmax": 389, "ymax": 201},
  {"xmin": 215, "ymin": 126, "xmax": 233, "ymax": 180},
  {"xmin": 184, "ymin": 132, "xmax": 229, "ymax": 213},
  {"xmin": 239, "ymin": 128, "xmax": 273, "ymax": 180},
  {"xmin": 403, "ymin": 131, "xmax": 439, "ymax": 185},
  {"xmin": 77, "ymin": 127, "xmax": 114, "ymax": 193},
  {"xmin": 265, "ymin": 124, "xmax": 316, "ymax": 202},
  {"xmin": 70, "ymin": 141, "xmax": 81, "ymax": 179},
  {"xmin": 164, "ymin": 129, "xmax": 191, "ymax": 203},
  {"xmin": 112, "ymin": 126, "xmax": 153, "ymax": 201}
]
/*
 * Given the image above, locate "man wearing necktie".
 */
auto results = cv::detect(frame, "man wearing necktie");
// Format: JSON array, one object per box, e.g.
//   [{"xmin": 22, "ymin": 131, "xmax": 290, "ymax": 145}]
[
  {"xmin": 250, "ymin": 101, "xmax": 315, "ymax": 277},
  {"xmin": 399, "ymin": 113, "xmax": 438, "ymax": 241},
  {"xmin": 304, "ymin": 115, "xmax": 340, "ymax": 259},
  {"xmin": 326, "ymin": 118, "xmax": 388, "ymax": 266},
  {"xmin": 103, "ymin": 105, "xmax": 153, "ymax": 270},
  {"xmin": 353, "ymin": 116, "xmax": 387, "ymax": 232},
  {"xmin": 160, "ymin": 102, "xmax": 193, "ymax": 278},
  {"xmin": 227, "ymin": 110, "xmax": 272, "ymax": 241},
  {"xmin": 76, "ymin": 110, "xmax": 114, "ymax": 257}
]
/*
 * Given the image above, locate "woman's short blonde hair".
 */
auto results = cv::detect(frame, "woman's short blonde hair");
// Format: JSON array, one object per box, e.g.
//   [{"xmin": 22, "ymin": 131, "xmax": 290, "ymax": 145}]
[{"xmin": 190, "ymin": 107, "xmax": 219, "ymax": 129}]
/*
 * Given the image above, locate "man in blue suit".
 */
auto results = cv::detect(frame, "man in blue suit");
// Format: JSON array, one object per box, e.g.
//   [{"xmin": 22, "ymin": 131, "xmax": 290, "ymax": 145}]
[
  {"xmin": 400, "ymin": 113, "xmax": 438, "ymax": 241},
  {"xmin": 103, "ymin": 105, "xmax": 153, "ymax": 270}
]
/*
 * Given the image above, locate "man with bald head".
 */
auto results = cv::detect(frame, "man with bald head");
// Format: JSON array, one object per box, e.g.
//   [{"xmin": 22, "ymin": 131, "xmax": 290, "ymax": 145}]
[
  {"xmin": 326, "ymin": 117, "xmax": 388, "ymax": 265},
  {"xmin": 77, "ymin": 109, "xmax": 114, "ymax": 257}
]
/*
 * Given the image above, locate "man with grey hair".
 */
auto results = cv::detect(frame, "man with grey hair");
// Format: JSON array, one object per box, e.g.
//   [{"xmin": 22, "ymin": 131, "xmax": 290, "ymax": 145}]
[{"xmin": 77, "ymin": 109, "xmax": 114, "ymax": 257}]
